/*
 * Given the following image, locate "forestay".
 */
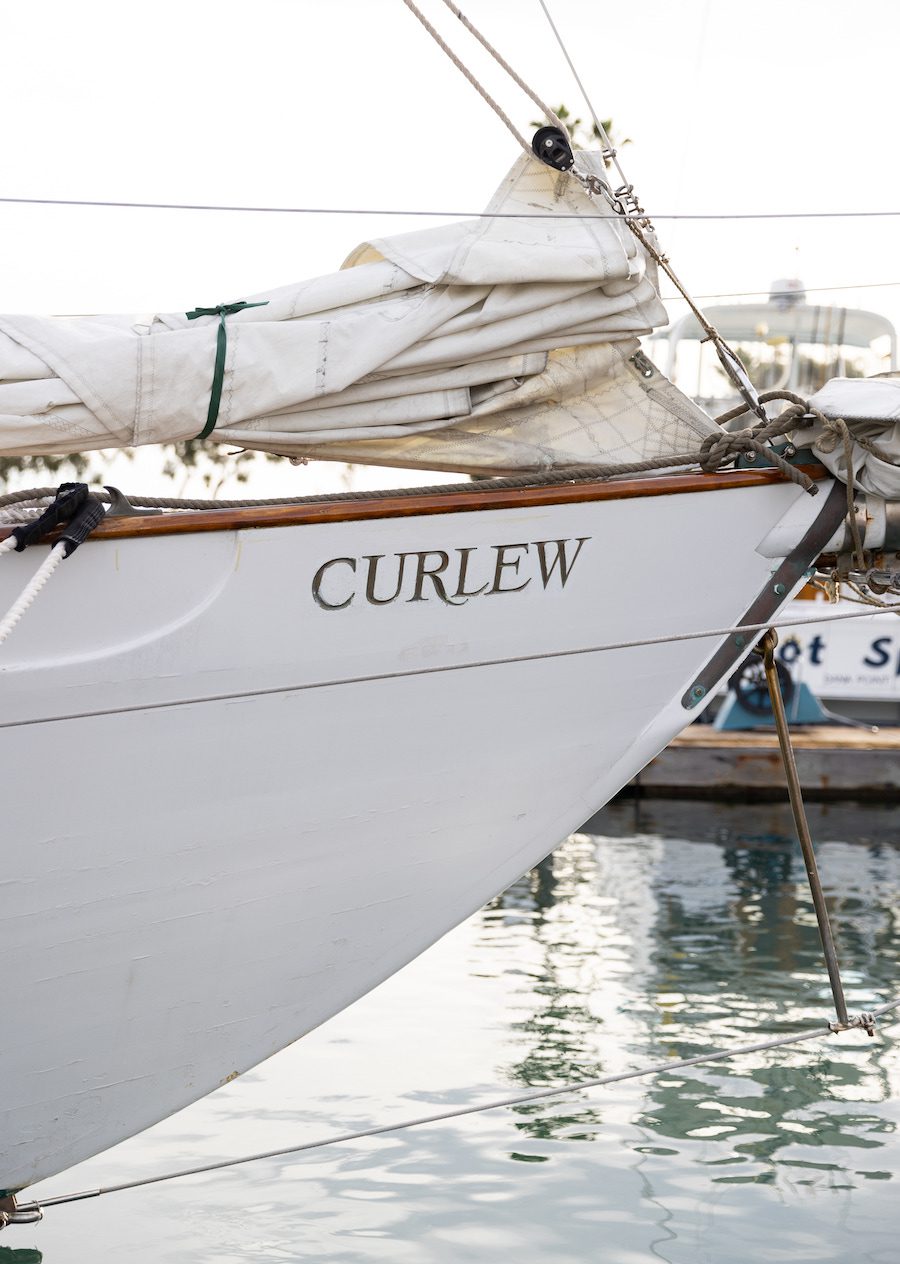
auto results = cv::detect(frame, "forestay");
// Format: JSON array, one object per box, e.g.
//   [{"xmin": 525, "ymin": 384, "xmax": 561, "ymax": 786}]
[{"xmin": 0, "ymin": 154, "xmax": 717, "ymax": 475}]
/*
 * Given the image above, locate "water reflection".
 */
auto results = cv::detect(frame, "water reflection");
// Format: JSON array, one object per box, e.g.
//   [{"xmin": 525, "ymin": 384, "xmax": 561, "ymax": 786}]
[
  {"xmin": 20, "ymin": 802, "xmax": 900, "ymax": 1262},
  {"xmin": 591, "ymin": 797, "xmax": 900, "ymax": 848},
  {"xmin": 486, "ymin": 848, "xmax": 610, "ymax": 1145},
  {"xmin": 484, "ymin": 804, "xmax": 899, "ymax": 1194}
]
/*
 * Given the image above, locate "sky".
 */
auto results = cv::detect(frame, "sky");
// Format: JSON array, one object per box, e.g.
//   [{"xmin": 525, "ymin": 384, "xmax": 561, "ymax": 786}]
[{"xmin": 2, "ymin": 0, "xmax": 900, "ymax": 494}]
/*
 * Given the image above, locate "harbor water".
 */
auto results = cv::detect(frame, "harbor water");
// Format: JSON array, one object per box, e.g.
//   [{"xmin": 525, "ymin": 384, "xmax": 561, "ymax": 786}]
[{"xmin": 9, "ymin": 800, "xmax": 900, "ymax": 1263}]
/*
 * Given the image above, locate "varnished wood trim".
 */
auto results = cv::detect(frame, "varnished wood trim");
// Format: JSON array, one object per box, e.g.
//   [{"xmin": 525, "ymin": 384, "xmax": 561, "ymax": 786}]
[{"xmin": 0, "ymin": 465, "xmax": 828, "ymax": 543}]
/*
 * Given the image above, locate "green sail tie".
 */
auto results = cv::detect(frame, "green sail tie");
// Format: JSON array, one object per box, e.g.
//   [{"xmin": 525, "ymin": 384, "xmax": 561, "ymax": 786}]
[{"xmin": 185, "ymin": 300, "xmax": 269, "ymax": 440}]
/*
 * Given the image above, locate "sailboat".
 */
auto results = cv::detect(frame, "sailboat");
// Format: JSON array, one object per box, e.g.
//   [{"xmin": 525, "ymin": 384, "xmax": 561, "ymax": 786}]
[{"xmin": 3, "ymin": 0, "xmax": 900, "ymax": 1216}]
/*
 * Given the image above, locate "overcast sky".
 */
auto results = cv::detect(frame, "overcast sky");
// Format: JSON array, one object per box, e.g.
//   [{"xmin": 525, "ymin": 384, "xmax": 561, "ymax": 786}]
[{"xmin": 3, "ymin": 0, "xmax": 899, "ymax": 492}]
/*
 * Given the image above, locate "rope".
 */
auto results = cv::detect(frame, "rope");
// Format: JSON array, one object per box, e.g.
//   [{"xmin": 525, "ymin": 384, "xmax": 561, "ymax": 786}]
[
  {"xmin": 0, "ymin": 543, "xmax": 65, "ymax": 647},
  {"xmin": 738, "ymin": 393, "xmax": 868, "ymax": 570},
  {"xmin": 698, "ymin": 433, "xmax": 813, "ymax": 490},
  {"xmin": 818, "ymin": 414, "xmax": 867, "ymax": 570},
  {"xmin": 3, "ymin": 195, "xmax": 900, "ymax": 221},
  {"xmin": 436, "ymin": 0, "xmax": 569, "ymax": 136},
  {"xmin": 0, "ymin": 608, "xmax": 895, "ymax": 735},
  {"xmin": 712, "ymin": 389, "xmax": 898, "ymax": 572},
  {"xmin": 1, "ymin": 470, "xmax": 710, "ymax": 516},
  {"xmin": 0, "ymin": 507, "xmax": 44, "ymax": 525},
  {"xmin": 400, "ymin": 0, "xmax": 534, "ymax": 153},
  {"xmin": 0, "ymin": 402, "xmax": 824, "ymax": 521},
  {"xmin": 842, "ymin": 580, "xmax": 900, "ymax": 610},
  {"xmin": 0, "ymin": 407, "xmax": 886, "ymax": 528},
  {"xmin": 28, "ymin": 1000, "xmax": 899, "ymax": 1211},
  {"xmin": 498, "ymin": 605, "xmax": 900, "ymax": 664},
  {"xmin": 7, "ymin": 388, "xmax": 895, "ymax": 611},
  {"xmin": 0, "ymin": 446, "xmax": 816, "ymax": 525},
  {"xmin": 0, "ymin": 488, "xmax": 59, "ymax": 509},
  {"xmin": 854, "ymin": 433, "xmax": 900, "ymax": 466},
  {"xmin": 536, "ymin": 0, "xmax": 636, "ymax": 203}
]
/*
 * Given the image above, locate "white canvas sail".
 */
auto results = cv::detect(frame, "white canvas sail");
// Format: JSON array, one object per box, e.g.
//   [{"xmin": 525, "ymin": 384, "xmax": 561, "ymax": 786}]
[
  {"xmin": 789, "ymin": 376, "xmax": 900, "ymax": 499},
  {"xmin": 0, "ymin": 154, "xmax": 717, "ymax": 475}
]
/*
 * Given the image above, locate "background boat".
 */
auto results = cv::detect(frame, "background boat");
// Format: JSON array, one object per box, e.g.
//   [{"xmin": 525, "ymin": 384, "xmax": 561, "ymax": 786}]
[{"xmin": 655, "ymin": 279, "xmax": 897, "ymax": 420}]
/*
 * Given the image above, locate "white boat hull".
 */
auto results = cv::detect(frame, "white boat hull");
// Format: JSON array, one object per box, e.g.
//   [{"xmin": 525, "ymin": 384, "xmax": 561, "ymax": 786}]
[{"xmin": 0, "ymin": 475, "xmax": 836, "ymax": 1191}]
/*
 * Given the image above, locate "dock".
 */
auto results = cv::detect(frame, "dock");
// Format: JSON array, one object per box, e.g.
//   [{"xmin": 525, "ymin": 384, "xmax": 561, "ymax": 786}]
[{"xmin": 627, "ymin": 724, "xmax": 900, "ymax": 801}]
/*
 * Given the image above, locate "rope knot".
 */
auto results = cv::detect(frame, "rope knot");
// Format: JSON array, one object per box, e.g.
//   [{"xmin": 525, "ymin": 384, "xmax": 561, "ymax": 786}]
[
  {"xmin": 186, "ymin": 305, "xmax": 222, "ymax": 321},
  {"xmin": 698, "ymin": 429, "xmax": 756, "ymax": 472},
  {"xmin": 814, "ymin": 413, "xmax": 847, "ymax": 456},
  {"xmin": 186, "ymin": 300, "xmax": 264, "ymax": 322},
  {"xmin": 698, "ymin": 427, "xmax": 817, "ymax": 494}
]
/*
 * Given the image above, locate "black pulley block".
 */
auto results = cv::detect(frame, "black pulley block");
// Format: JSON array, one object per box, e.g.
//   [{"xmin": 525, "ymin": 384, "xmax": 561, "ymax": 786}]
[{"xmin": 531, "ymin": 126, "xmax": 574, "ymax": 172}]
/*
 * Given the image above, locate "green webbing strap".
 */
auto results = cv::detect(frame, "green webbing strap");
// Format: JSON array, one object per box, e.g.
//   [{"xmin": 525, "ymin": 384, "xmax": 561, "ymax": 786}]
[{"xmin": 185, "ymin": 300, "xmax": 269, "ymax": 440}]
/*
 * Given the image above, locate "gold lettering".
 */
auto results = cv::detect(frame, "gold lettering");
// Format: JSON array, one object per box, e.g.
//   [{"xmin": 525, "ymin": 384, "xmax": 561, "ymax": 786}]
[
  {"xmin": 408, "ymin": 551, "xmax": 466, "ymax": 605},
  {"xmin": 452, "ymin": 547, "xmax": 490, "ymax": 602},
  {"xmin": 363, "ymin": 553, "xmax": 408, "ymax": 606},
  {"xmin": 311, "ymin": 557, "xmax": 357, "ymax": 610},
  {"xmin": 489, "ymin": 543, "xmax": 531, "ymax": 594},
  {"xmin": 312, "ymin": 537, "xmax": 591, "ymax": 609},
  {"xmin": 534, "ymin": 538, "xmax": 589, "ymax": 588}
]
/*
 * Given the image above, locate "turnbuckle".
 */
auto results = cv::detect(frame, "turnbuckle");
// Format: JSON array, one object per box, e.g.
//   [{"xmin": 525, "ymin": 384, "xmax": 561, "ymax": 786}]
[{"xmin": 829, "ymin": 1011, "xmax": 877, "ymax": 1037}]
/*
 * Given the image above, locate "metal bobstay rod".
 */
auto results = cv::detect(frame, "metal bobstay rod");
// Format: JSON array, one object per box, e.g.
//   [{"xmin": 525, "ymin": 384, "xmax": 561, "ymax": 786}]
[{"xmin": 760, "ymin": 628, "xmax": 850, "ymax": 1028}]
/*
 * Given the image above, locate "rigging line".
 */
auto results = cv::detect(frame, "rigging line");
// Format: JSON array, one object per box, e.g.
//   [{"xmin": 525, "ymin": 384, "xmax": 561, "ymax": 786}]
[
  {"xmin": 31, "ymin": 1000, "xmax": 900, "ymax": 1209},
  {"xmin": 463, "ymin": 0, "xmax": 830, "ymax": 424},
  {"xmin": 660, "ymin": 280, "xmax": 900, "ymax": 302},
  {"xmin": 399, "ymin": 0, "xmax": 532, "ymax": 153},
  {"xmin": 536, "ymin": 0, "xmax": 630, "ymax": 193},
  {"xmin": 5, "ymin": 195, "xmax": 900, "ymax": 220},
  {"xmin": 2, "ymin": 605, "xmax": 898, "ymax": 733},
  {"xmin": 438, "ymin": 0, "xmax": 568, "ymax": 137},
  {"xmin": 668, "ymin": 0, "xmax": 711, "ymax": 219}
]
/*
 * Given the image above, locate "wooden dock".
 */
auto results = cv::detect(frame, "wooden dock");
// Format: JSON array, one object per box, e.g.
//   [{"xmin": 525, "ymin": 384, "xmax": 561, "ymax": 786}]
[{"xmin": 626, "ymin": 724, "xmax": 900, "ymax": 801}]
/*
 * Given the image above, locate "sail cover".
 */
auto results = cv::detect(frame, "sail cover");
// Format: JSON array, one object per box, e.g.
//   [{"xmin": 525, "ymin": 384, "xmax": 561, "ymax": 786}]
[
  {"xmin": 0, "ymin": 154, "xmax": 717, "ymax": 475},
  {"xmin": 788, "ymin": 376, "xmax": 900, "ymax": 499}
]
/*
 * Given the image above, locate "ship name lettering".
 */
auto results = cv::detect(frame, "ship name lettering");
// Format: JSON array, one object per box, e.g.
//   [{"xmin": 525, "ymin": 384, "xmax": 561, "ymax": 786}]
[{"xmin": 311, "ymin": 537, "xmax": 590, "ymax": 610}]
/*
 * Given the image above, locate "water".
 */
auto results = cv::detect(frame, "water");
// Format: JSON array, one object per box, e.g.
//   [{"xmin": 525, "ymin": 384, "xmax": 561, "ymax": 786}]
[{"xmin": 7, "ymin": 801, "xmax": 900, "ymax": 1262}]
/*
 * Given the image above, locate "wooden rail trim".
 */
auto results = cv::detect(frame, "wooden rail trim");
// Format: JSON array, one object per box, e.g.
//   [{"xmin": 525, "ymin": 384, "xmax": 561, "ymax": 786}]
[{"xmin": 0, "ymin": 466, "xmax": 828, "ymax": 543}]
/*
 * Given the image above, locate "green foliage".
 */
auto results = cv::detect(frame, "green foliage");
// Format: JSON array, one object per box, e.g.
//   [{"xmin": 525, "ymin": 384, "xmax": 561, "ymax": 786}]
[
  {"xmin": 0, "ymin": 442, "xmax": 289, "ymax": 494},
  {"xmin": 160, "ymin": 440, "xmax": 258, "ymax": 489},
  {"xmin": 0, "ymin": 450, "xmax": 96, "ymax": 486}
]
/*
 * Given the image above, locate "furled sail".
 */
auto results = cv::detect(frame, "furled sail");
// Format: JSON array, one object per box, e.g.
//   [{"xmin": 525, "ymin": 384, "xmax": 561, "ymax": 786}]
[
  {"xmin": 0, "ymin": 154, "xmax": 718, "ymax": 475},
  {"xmin": 790, "ymin": 376, "xmax": 900, "ymax": 499}
]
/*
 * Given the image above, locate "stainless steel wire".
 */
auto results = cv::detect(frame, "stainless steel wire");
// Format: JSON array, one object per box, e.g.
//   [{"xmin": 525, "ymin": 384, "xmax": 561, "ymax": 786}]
[
  {"xmin": 3, "ymin": 195, "xmax": 900, "ymax": 220},
  {"xmin": 25, "ymin": 1001, "xmax": 899, "ymax": 1213}
]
